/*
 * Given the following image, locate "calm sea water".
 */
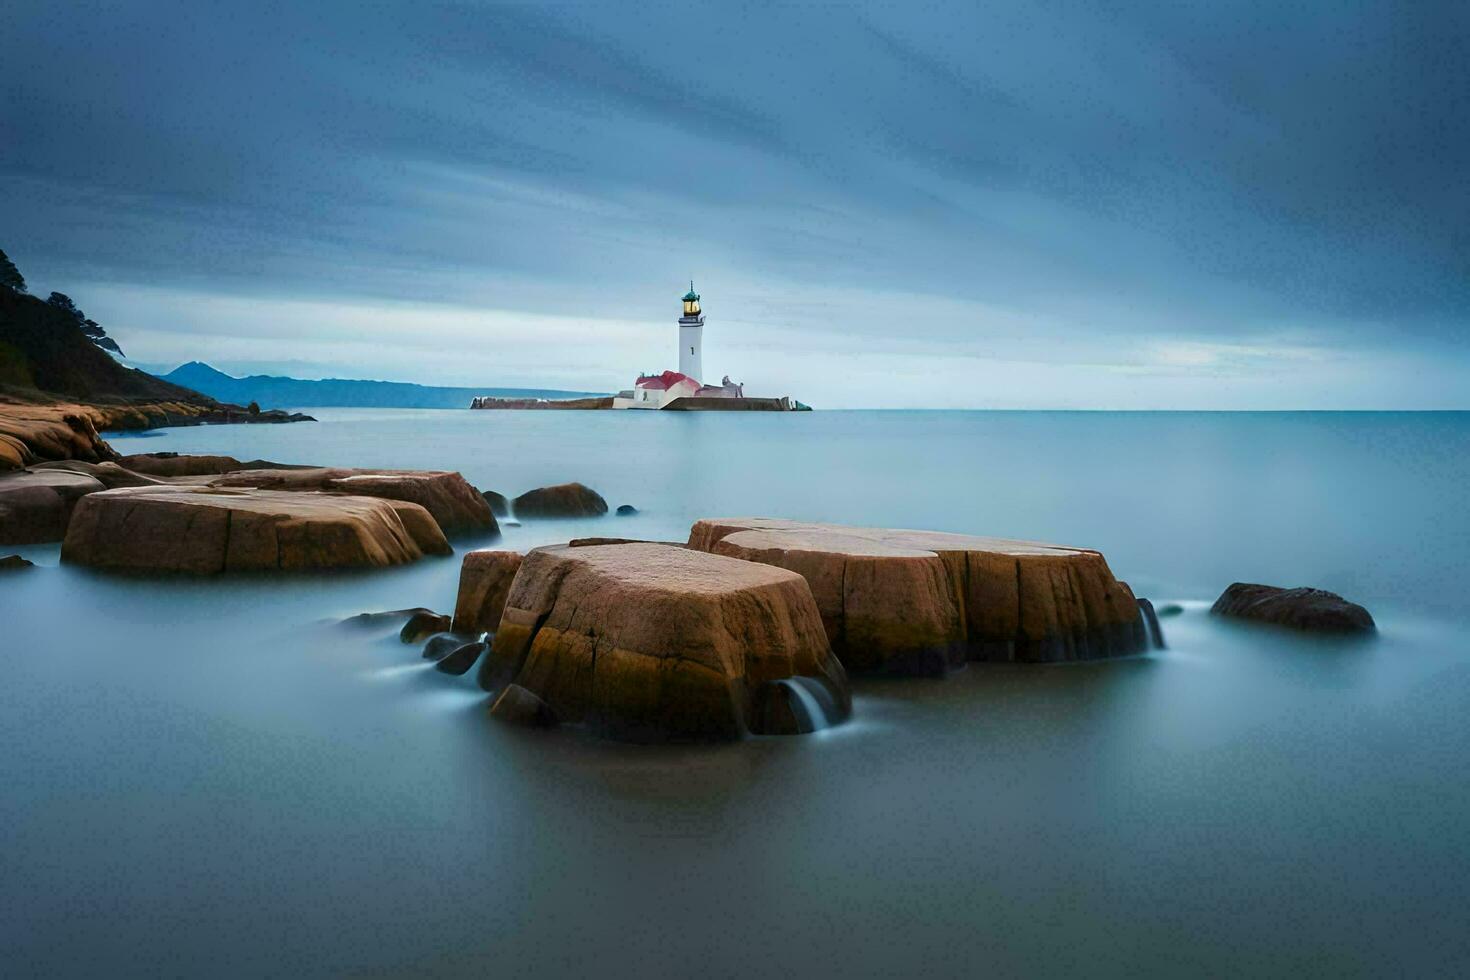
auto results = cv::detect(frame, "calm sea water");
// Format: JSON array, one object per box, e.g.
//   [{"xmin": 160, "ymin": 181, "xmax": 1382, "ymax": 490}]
[{"xmin": 4, "ymin": 409, "xmax": 1469, "ymax": 976}]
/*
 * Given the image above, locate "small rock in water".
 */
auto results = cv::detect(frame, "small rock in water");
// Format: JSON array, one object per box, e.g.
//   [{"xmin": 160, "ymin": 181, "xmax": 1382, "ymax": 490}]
[
  {"xmin": 1210, "ymin": 582, "xmax": 1375, "ymax": 634},
  {"xmin": 1, "ymin": 554, "xmax": 35, "ymax": 571},
  {"xmin": 400, "ymin": 611, "xmax": 452, "ymax": 643},
  {"xmin": 615, "ymin": 504, "xmax": 638, "ymax": 516},
  {"xmin": 489, "ymin": 684, "xmax": 558, "ymax": 727},
  {"xmin": 340, "ymin": 606, "xmax": 435, "ymax": 629},
  {"xmin": 480, "ymin": 489, "xmax": 510, "ymax": 518},
  {"xmin": 1155, "ymin": 602, "xmax": 1185, "ymax": 617},
  {"xmin": 511, "ymin": 482, "xmax": 608, "ymax": 518},
  {"xmin": 422, "ymin": 633, "xmax": 471, "ymax": 660},
  {"xmin": 434, "ymin": 640, "xmax": 487, "ymax": 675},
  {"xmin": 1137, "ymin": 598, "xmax": 1166, "ymax": 649}
]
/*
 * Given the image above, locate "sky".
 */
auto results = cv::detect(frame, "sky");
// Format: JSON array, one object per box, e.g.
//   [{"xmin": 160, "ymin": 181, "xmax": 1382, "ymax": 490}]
[{"xmin": 3, "ymin": 0, "xmax": 1467, "ymax": 408}]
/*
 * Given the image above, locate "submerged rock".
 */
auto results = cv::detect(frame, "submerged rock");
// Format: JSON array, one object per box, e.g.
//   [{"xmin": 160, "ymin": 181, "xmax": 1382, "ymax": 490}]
[
  {"xmin": 401, "ymin": 611, "xmax": 452, "ymax": 643},
  {"xmin": 1138, "ymin": 598, "xmax": 1166, "ymax": 649},
  {"xmin": 451, "ymin": 550, "xmax": 523, "ymax": 634},
  {"xmin": 688, "ymin": 518, "xmax": 1148, "ymax": 672},
  {"xmin": 481, "ymin": 489, "xmax": 510, "ymax": 517},
  {"xmin": 340, "ymin": 607, "xmax": 436, "ymax": 628},
  {"xmin": 489, "ymin": 684, "xmax": 558, "ymax": 727},
  {"xmin": 421, "ymin": 632, "xmax": 469, "ymax": 660},
  {"xmin": 0, "ymin": 468, "xmax": 105, "ymax": 545},
  {"xmin": 478, "ymin": 542, "xmax": 850, "ymax": 741},
  {"xmin": 616, "ymin": 504, "xmax": 638, "ymax": 516},
  {"xmin": 511, "ymin": 482, "xmax": 608, "ymax": 518},
  {"xmin": 1, "ymin": 554, "xmax": 35, "ymax": 571},
  {"xmin": 61, "ymin": 486, "xmax": 450, "ymax": 573},
  {"xmin": 434, "ymin": 640, "xmax": 487, "ymax": 675},
  {"xmin": 1211, "ymin": 582, "xmax": 1375, "ymax": 633},
  {"xmin": 1156, "ymin": 602, "xmax": 1184, "ymax": 617}
]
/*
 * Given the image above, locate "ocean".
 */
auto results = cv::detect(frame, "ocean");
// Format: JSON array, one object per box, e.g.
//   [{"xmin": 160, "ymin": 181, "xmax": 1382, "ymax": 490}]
[{"xmin": 4, "ymin": 409, "xmax": 1469, "ymax": 976}]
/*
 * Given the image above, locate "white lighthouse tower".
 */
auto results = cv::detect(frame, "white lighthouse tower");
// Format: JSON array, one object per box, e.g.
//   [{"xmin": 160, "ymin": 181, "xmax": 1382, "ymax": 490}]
[{"xmin": 679, "ymin": 281, "xmax": 704, "ymax": 383}]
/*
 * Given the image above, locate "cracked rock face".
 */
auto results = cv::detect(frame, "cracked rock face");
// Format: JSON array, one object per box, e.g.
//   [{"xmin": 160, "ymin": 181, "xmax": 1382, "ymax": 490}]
[
  {"xmin": 60, "ymin": 486, "xmax": 450, "ymax": 573},
  {"xmin": 452, "ymin": 550, "xmax": 523, "ymax": 634},
  {"xmin": 478, "ymin": 542, "xmax": 850, "ymax": 741},
  {"xmin": 688, "ymin": 518, "xmax": 1147, "ymax": 672}
]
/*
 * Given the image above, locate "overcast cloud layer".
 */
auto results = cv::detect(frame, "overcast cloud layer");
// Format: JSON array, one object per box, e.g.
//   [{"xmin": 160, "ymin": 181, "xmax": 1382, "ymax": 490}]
[{"xmin": 3, "ymin": 1, "xmax": 1467, "ymax": 407}]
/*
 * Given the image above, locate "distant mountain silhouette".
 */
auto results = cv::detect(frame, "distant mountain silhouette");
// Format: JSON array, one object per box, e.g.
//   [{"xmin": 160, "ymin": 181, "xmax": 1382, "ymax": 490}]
[{"xmin": 158, "ymin": 361, "xmax": 603, "ymax": 409}]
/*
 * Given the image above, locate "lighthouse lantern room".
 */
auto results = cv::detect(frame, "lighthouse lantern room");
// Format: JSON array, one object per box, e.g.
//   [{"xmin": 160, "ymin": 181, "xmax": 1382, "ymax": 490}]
[{"xmin": 679, "ymin": 281, "xmax": 704, "ymax": 383}]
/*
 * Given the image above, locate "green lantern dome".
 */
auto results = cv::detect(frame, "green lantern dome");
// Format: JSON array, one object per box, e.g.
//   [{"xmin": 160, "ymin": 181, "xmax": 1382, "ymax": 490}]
[{"xmin": 682, "ymin": 281, "xmax": 700, "ymax": 302}]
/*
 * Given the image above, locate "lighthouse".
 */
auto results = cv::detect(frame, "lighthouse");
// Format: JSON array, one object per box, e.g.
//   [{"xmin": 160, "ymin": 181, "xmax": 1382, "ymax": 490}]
[{"xmin": 679, "ymin": 281, "xmax": 704, "ymax": 383}]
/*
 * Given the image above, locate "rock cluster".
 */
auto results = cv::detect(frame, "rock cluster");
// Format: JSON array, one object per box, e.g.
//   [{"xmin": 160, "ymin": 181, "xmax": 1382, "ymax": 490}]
[
  {"xmin": 1211, "ymin": 582, "xmax": 1376, "ymax": 633},
  {"xmin": 478, "ymin": 542, "xmax": 851, "ymax": 740},
  {"xmin": 688, "ymin": 518, "xmax": 1147, "ymax": 673}
]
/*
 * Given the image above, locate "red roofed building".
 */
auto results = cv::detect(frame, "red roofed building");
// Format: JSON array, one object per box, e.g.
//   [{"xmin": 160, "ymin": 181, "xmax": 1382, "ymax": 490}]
[{"xmin": 611, "ymin": 284, "xmax": 752, "ymax": 409}]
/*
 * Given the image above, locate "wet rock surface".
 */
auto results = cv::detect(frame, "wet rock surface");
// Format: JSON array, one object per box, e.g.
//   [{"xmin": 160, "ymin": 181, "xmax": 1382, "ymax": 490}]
[
  {"xmin": 689, "ymin": 517, "xmax": 1148, "ymax": 672},
  {"xmin": 451, "ymin": 550, "xmax": 523, "ymax": 634},
  {"xmin": 61, "ymin": 486, "xmax": 451, "ymax": 573},
  {"xmin": 1, "ymin": 553, "xmax": 35, "ymax": 571},
  {"xmin": 480, "ymin": 490, "xmax": 510, "ymax": 517},
  {"xmin": 511, "ymin": 482, "xmax": 608, "ymax": 518},
  {"xmin": 489, "ymin": 684, "xmax": 559, "ymax": 727},
  {"xmin": 433, "ymin": 639, "xmax": 487, "ymax": 675},
  {"xmin": 1211, "ymin": 582, "xmax": 1376, "ymax": 633},
  {"xmin": 400, "ymin": 611, "xmax": 452, "ymax": 643},
  {"xmin": 478, "ymin": 542, "xmax": 850, "ymax": 741},
  {"xmin": 616, "ymin": 504, "xmax": 638, "ymax": 516}
]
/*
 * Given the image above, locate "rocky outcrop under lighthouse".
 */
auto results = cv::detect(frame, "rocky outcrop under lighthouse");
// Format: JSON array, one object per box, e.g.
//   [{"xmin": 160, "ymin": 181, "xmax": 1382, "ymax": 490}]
[{"xmin": 688, "ymin": 518, "xmax": 1148, "ymax": 674}]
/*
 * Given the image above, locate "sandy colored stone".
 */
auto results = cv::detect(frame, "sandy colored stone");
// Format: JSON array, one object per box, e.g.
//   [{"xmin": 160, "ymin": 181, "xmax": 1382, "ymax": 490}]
[
  {"xmin": 0, "ymin": 402, "xmax": 116, "ymax": 471},
  {"xmin": 0, "ymin": 469, "xmax": 106, "ymax": 545},
  {"xmin": 479, "ymin": 542, "xmax": 850, "ymax": 741},
  {"xmin": 452, "ymin": 550, "xmax": 523, "ymax": 634},
  {"xmin": 31, "ymin": 459, "xmax": 169, "ymax": 489},
  {"xmin": 209, "ymin": 467, "xmax": 496, "ymax": 536},
  {"xmin": 61, "ymin": 485, "xmax": 450, "ymax": 573},
  {"xmin": 118, "ymin": 453, "xmax": 245, "ymax": 477},
  {"xmin": 688, "ymin": 518, "xmax": 1146, "ymax": 670}
]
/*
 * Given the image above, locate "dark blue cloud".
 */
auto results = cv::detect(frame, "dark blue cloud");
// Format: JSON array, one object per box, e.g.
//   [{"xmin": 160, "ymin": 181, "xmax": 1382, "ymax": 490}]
[{"xmin": 2, "ymin": 0, "xmax": 1466, "ymax": 394}]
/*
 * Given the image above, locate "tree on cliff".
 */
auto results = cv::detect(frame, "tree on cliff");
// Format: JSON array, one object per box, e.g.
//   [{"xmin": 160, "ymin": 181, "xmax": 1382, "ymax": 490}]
[
  {"xmin": 46, "ymin": 292, "xmax": 126, "ymax": 357},
  {"xmin": 0, "ymin": 249, "xmax": 26, "ymax": 293}
]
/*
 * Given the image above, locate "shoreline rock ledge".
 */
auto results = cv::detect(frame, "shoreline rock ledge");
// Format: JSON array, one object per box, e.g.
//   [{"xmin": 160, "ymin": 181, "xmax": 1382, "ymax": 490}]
[
  {"xmin": 688, "ymin": 518, "xmax": 1148, "ymax": 674},
  {"xmin": 479, "ymin": 542, "xmax": 851, "ymax": 741}
]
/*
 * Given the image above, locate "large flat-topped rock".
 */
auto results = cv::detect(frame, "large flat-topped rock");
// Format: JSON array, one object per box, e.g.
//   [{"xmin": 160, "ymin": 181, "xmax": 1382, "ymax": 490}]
[
  {"xmin": 208, "ymin": 467, "xmax": 496, "ymax": 536},
  {"xmin": 0, "ymin": 468, "xmax": 106, "ymax": 545},
  {"xmin": 480, "ymin": 543, "xmax": 850, "ymax": 741},
  {"xmin": 688, "ymin": 518, "xmax": 1147, "ymax": 671},
  {"xmin": 61, "ymin": 486, "xmax": 450, "ymax": 573}
]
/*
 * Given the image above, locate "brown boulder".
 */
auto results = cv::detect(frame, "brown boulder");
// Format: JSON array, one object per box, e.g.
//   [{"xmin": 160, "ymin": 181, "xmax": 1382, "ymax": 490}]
[
  {"xmin": 61, "ymin": 486, "xmax": 450, "ymax": 573},
  {"xmin": 0, "ymin": 469, "xmax": 106, "ymax": 545},
  {"xmin": 511, "ymin": 482, "xmax": 607, "ymax": 518},
  {"xmin": 481, "ymin": 489, "xmax": 510, "ymax": 517},
  {"xmin": 489, "ymin": 684, "xmax": 559, "ymax": 727},
  {"xmin": 118, "ymin": 452, "xmax": 245, "ymax": 477},
  {"xmin": 688, "ymin": 518, "xmax": 1147, "ymax": 672},
  {"xmin": 451, "ymin": 550, "xmax": 523, "ymax": 634},
  {"xmin": 478, "ymin": 542, "xmax": 850, "ymax": 741},
  {"xmin": 1, "ymin": 554, "xmax": 35, "ymax": 571},
  {"xmin": 209, "ymin": 467, "xmax": 496, "ymax": 536},
  {"xmin": 1211, "ymin": 582, "xmax": 1376, "ymax": 633}
]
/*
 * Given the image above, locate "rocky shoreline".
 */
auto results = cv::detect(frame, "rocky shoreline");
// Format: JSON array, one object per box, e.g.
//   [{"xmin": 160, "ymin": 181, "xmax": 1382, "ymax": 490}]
[{"xmin": 2, "ymin": 443, "xmax": 1377, "ymax": 745}]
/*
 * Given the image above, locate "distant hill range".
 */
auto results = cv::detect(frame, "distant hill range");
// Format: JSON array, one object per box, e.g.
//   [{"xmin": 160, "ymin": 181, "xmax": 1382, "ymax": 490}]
[{"xmin": 157, "ymin": 362, "xmax": 604, "ymax": 409}]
